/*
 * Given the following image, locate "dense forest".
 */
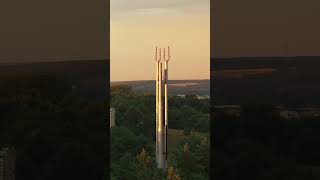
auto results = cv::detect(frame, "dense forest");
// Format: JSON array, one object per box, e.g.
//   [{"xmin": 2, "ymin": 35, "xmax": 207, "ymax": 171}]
[
  {"xmin": 0, "ymin": 74, "xmax": 107, "ymax": 179},
  {"xmin": 213, "ymin": 105, "xmax": 320, "ymax": 179},
  {"xmin": 3, "ymin": 68, "xmax": 319, "ymax": 180},
  {"xmin": 110, "ymin": 85, "xmax": 210, "ymax": 180}
]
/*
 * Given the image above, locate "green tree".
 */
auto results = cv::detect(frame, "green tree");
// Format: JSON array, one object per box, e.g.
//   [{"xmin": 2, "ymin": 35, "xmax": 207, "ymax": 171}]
[
  {"xmin": 168, "ymin": 166, "xmax": 182, "ymax": 180},
  {"xmin": 135, "ymin": 148, "xmax": 163, "ymax": 180}
]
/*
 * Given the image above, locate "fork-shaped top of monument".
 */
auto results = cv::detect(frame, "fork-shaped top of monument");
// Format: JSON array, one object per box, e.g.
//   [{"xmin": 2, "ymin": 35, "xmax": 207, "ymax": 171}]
[
  {"xmin": 163, "ymin": 46, "xmax": 170, "ymax": 62},
  {"xmin": 155, "ymin": 46, "xmax": 162, "ymax": 62},
  {"xmin": 155, "ymin": 46, "xmax": 171, "ymax": 62}
]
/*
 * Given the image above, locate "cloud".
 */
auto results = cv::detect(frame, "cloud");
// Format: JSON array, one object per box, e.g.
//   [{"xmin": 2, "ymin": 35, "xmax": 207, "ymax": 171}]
[
  {"xmin": 111, "ymin": 0, "xmax": 209, "ymax": 16},
  {"xmin": 134, "ymin": 8, "xmax": 180, "ymax": 15}
]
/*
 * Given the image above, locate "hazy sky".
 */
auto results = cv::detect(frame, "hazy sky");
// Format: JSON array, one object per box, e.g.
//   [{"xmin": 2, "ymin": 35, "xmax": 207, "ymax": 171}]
[
  {"xmin": 212, "ymin": 0, "xmax": 320, "ymax": 58},
  {"xmin": 111, "ymin": 0, "xmax": 210, "ymax": 81},
  {"xmin": 0, "ymin": 0, "xmax": 108, "ymax": 63},
  {"xmin": 1, "ymin": 0, "xmax": 319, "ymax": 67}
]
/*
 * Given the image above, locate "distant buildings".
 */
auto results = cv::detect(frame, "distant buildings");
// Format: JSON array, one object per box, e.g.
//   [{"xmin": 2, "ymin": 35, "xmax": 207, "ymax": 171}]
[
  {"xmin": 0, "ymin": 146, "xmax": 15, "ymax": 180},
  {"xmin": 279, "ymin": 110, "xmax": 300, "ymax": 120},
  {"xmin": 214, "ymin": 105, "xmax": 320, "ymax": 120},
  {"xmin": 176, "ymin": 94, "xmax": 210, "ymax": 100},
  {"xmin": 176, "ymin": 94, "xmax": 186, "ymax": 98},
  {"xmin": 110, "ymin": 108, "xmax": 116, "ymax": 128},
  {"xmin": 196, "ymin": 95, "xmax": 210, "ymax": 100},
  {"xmin": 297, "ymin": 107, "xmax": 320, "ymax": 118}
]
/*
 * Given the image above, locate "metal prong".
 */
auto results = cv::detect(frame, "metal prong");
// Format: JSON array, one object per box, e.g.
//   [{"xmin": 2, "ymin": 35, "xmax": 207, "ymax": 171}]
[
  {"xmin": 155, "ymin": 46, "xmax": 162, "ymax": 62},
  {"xmin": 163, "ymin": 46, "xmax": 170, "ymax": 61}
]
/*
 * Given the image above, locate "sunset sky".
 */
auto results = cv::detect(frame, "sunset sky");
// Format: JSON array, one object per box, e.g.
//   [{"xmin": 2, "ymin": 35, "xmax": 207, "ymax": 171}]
[
  {"xmin": 1, "ymin": 0, "xmax": 320, "ymax": 73},
  {"xmin": 111, "ymin": 0, "xmax": 210, "ymax": 81}
]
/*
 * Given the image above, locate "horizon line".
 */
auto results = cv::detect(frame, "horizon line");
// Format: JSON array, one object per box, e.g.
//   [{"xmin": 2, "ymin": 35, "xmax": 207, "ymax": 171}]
[
  {"xmin": 0, "ymin": 58, "xmax": 109, "ymax": 65},
  {"xmin": 111, "ymin": 78, "xmax": 210, "ymax": 83},
  {"xmin": 211, "ymin": 55, "xmax": 320, "ymax": 59}
]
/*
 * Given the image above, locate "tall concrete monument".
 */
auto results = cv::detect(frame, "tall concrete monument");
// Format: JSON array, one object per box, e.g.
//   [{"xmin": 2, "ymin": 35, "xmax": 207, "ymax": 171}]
[{"xmin": 154, "ymin": 46, "xmax": 170, "ymax": 169}]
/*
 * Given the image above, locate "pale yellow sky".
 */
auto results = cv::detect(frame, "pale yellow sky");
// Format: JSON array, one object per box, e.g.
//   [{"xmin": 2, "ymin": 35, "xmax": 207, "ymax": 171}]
[{"xmin": 111, "ymin": 0, "xmax": 210, "ymax": 81}]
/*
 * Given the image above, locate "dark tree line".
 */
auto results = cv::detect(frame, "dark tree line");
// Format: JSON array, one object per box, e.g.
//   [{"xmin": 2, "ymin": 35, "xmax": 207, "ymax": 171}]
[
  {"xmin": 110, "ymin": 86, "xmax": 210, "ymax": 136},
  {"xmin": 0, "ymin": 74, "xmax": 107, "ymax": 180},
  {"xmin": 213, "ymin": 104, "xmax": 320, "ymax": 180},
  {"xmin": 110, "ymin": 85, "xmax": 210, "ymax": 179}
]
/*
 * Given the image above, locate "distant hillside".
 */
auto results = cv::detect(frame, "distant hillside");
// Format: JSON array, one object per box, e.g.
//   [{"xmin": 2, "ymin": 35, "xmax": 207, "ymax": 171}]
[
  {"xmin": 0, "ymin": 60, "xmax": 109, "ymax": 100},
  {"xmin": 111, "ymin": 80, "xmax": 210, "ymax": 96},
  {"xmin": 211, "ymin": 56, "xmax": 320, "ymax": 106},
  {"xmin": 0, "ymin": 60, "xmax": 210, "ymax": 99},
  {"xmin": 3, "ymin": 56, "xmax": 320, "ymax": 106}
]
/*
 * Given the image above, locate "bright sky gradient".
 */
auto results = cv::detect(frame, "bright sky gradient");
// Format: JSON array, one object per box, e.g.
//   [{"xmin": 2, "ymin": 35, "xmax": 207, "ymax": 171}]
[{"xmin": 111, "ymin": 0, "xmax": 210, "ymax": 81}]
